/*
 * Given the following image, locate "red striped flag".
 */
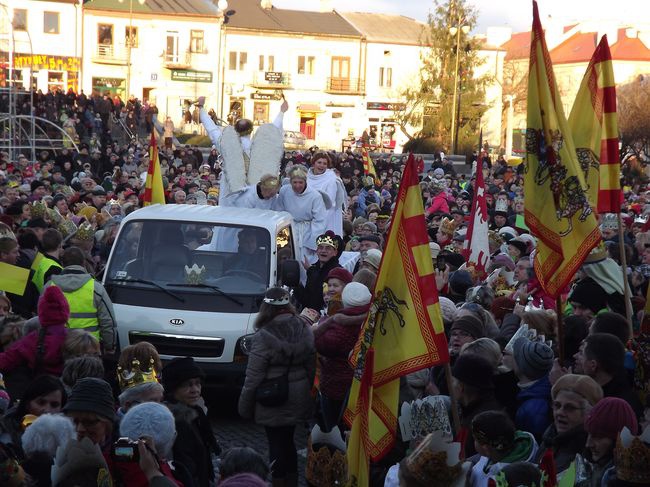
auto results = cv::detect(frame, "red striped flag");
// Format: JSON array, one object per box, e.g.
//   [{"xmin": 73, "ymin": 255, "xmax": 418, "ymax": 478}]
[{"xmin": 143, "ymin": 132, "xmax": 166, "ymax": 206}]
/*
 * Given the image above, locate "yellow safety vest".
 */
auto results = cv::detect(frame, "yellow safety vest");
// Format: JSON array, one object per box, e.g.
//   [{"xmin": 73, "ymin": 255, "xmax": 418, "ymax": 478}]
[
  {"xmin": 60, "ymin": 279, "xmax": 100, "ymax": 340},
  {"xmin": 32, "ymin": 256, "xmax": 62, "ymax": 293}
]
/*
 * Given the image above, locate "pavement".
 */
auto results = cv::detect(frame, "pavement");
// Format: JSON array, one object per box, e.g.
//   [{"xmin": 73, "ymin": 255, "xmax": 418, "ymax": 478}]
[{"xmin": 207, "ymin": 391, "xmax": 311, "ymax": 486}]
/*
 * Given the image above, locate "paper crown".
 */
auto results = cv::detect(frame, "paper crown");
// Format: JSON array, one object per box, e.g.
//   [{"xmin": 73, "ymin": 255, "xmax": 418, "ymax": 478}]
[
  {"xmin": 488, "ymin": 230, "xmax": 504, "ymax": 247},
  {"xmin": 600, "ymin": 213, "xmax": 618, "ymax": 232},
  {"xmin": 614, "ymin": 426, "xmax": 650, "ymax": 484},
  {"xmin": 635, "ymin": 214, "xmax": 648, "ymax": 225},
  {"xmin": 399, "ymin": 396, "xmax": 452, "ymax": 442},
  {"xmin": 316, "ymin": 231, "xmax": 340, "ymax": 249},
  {"xmin": 106, "ymin": 198, "xmax": 120, "ymax": 208},
  {"xmin": 486, "ymin": 268, "xmax": 516, "ymax": 297},
  {"xmin": 74, "ymin": 222, "xmax": 96, "ymax": 241},
  {"xmin": 117, "ymin": 358, "xmax": 159, "ymax": 392},
  {"xmin": 439, "ymin": 217, "xmax": 457, "ymax": 236},
  {"xmin": 58, "ymin": 219, "xmax": 78, "ymax": 240},
  {"xmin": 584, "ymin": 241, "xmax": 608, "ymax": 264},
  {"xmin": 305, "ymin": 425, "xmax": 347, "ymax": 487},
  {"xmin": 495, "ymin": 199, "xmax": 509, "ymax": 214},
  {"xmin": 47, "ymin": 208, "xmax": 63, "ymax": 225},
  {"xmin": 402, "ymin": 431, "xmax": 465, "ymax": 486},
  {"xmin": 31, "ymin": 201, "xmax": 47, "ymax": 219}
]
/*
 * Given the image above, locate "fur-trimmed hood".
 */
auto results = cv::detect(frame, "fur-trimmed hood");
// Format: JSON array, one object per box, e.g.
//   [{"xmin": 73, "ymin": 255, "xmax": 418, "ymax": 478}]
[{"xmin": 166, "ymin": 400, "xmax": 200, "ymax": 424}]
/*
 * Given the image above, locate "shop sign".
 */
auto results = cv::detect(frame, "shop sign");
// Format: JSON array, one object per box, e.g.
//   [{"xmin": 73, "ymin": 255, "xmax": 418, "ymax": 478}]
[
  {"xmin": 92, "ymin": 77, "xmax": 125, "ymax": 88},
  {"xmin": 264, "ymin": 71, "xmax": 282, "ymax": 82},
  {"xmin": 367, "ymin": 102, "xmax": 406, "ymax": 111},
  {"xmin": 13, "ymin": 54, "xmax": 81, "ymax": 71},
  {"xmin": 251, "ymin": 91, "xmax": 282, "ymax": 100},
  {"xmin": 171, "ymin": 70, "xmax": 212, "ymax": 83}
]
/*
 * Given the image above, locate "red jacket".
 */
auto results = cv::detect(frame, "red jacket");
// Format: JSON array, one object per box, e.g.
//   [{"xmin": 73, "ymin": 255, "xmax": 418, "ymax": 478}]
[
  {"xmin": 426, "ymin": 193, "xmax": 450, "ymax": 215},
  {"xmin": 314, "ymin": 304, "xmax": 369, "ymax": 400},
  {"xmin": 0, "ymin": 322, "xmax": 67, "ymax": 375}
]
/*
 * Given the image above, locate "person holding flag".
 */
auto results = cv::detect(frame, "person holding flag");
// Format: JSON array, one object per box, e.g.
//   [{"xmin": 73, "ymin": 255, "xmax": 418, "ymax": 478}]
[{"xmin": 143, "ymin": 132, "xmax": 167, "ymax": 206}]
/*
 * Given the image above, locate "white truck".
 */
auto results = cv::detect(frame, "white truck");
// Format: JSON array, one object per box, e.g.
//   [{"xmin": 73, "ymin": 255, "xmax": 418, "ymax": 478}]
[{"xmin": 102, "ymin": 204, "xmax": 300, "ymax": 387}]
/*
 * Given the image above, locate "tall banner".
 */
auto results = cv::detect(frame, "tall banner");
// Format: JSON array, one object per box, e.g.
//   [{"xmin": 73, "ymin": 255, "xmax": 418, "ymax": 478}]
[
  {"xmin": 344, "ymin": 154, "xmax": 450, "ymax": 486},
  {"xmin": 463, "ymin": 160, "xmax": 490, "ymax": 277},
  {"xmin": 568, "ymin": 35, "xmax": 622, "ymax": 214},
  {"xmin": 361, "ymin": 147, "xmax": 378, "ymax": 182},
  {"xmin": 523, "ymin": 1, "xmax": 601, "ymax": 298},
  {"xmin": 143, "ymin": 132, "xmax": 166, "ymax": 206}
]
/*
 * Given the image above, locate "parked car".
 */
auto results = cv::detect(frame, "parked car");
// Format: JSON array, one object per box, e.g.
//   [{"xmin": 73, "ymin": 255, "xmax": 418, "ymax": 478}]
[{"xmin": 283, "ymin": 130, "xmax": 307, "ymax": 150}]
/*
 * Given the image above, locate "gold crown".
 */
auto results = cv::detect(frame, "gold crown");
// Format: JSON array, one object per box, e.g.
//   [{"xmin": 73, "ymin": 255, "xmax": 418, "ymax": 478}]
[
  {"xmin": 74, "ymin": 222, "xmax": 96, "ymax": 241},
  {"xmin": 31, "ymin": 201, "xmax": 47, "ymax": 218},
  {"xmin": 615, "ymin": 427, "xmax": 650, "ymax": 484},
  {"xmin": 584, "ymin": 241, "xmax": 607, "ymax": 264},
  {"xmin": 107, "ymin": 198, "xmax": 120, "ymax": 207},
  {"xmin": 47, "ymin": 208, "xmax": 63, "ymax": 225},
  {"xmin": 488, "ymin": 230, "xmax": 504, "ymax": 248},
  {"xmin": 439, "ymin": 217, "xmax": 457, "ymax": 236},
  {"xmin": 316, "ymin": 233, "xmax": 339, "ymax": 249},
  {"xmin": 305, "ymin": 427, "xmax": 347, "ymax": 487},
  {"xmin": 58, "ymin": 219, "xmax": 78, "ymax": 239},
  {"xmin": 117, "ymin": 358, "xmax": 159, "ymax": 392}
]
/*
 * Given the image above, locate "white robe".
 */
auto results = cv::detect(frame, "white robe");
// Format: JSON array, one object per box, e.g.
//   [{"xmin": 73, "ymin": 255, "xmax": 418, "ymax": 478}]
[
  {"xmin": 307, "ymin": 168, "xmax": 346, "ymax": 236},
  {"xmin": 220, "ymin": 184, "xmax": 280, "ymax": 210}
]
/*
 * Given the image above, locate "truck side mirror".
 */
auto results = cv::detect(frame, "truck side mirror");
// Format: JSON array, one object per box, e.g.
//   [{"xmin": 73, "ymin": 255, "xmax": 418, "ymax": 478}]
[{"xmin": 280, "ymin": 259, "xmax": 300, "ymax": 287}]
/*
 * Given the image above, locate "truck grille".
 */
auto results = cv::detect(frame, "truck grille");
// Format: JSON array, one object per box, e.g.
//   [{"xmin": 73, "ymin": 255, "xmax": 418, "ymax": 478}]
[{"xmin": 129, "ymin": 332, "xmax": 225, "ymax": 358}]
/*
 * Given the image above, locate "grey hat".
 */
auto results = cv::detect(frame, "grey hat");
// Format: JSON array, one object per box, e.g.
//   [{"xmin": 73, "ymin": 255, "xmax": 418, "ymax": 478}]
[
  {"xmin": 63, "ymin": 378, "xmax": 115, "ymax": 421},
  {"xmin": 513, "ymin": 337, "xmax": 554, "ymax": 381}
]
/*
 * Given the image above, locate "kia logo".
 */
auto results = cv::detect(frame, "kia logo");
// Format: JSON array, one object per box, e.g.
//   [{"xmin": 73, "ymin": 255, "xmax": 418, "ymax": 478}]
[{"xmin": 170, "ymin": 319, "xmax": 185, "ymax": 326}]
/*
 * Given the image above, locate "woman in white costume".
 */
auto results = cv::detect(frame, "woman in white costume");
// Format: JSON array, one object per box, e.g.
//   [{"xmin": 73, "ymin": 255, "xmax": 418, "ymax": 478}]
[
  {"xmin": 307, "ymin": 152, "xmax": 346, "ymax": 236},
  {"xmin": 277, "ymin": 166, "xmax": 327, "ymax": 277}
]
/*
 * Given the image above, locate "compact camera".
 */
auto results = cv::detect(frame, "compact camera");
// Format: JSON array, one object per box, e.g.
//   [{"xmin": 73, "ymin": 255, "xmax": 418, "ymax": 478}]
[{"xmin": 111, "ymin": 437, "xmax": 139, "ymax": 462}]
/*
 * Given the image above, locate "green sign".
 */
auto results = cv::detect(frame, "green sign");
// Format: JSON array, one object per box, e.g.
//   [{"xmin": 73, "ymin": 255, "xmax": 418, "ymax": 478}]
[{"xmin": 171, "ymin": 70, "xmax": 212, "ymax": 83}]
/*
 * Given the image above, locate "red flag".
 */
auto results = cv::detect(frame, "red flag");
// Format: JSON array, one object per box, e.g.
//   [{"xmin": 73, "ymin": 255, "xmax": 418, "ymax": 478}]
[{"xmin": 462, "ymin": 164, "xmax": 490, "ymax": 277}]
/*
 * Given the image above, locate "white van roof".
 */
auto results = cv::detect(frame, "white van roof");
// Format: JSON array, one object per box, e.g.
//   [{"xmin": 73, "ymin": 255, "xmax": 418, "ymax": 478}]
[{"xmin": 121, "ymin": 204, "xmax": 293, "ymax": 232}]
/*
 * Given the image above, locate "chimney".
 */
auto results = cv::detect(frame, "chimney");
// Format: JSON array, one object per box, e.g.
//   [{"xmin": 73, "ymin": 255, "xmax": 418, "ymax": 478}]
[
  {"xmin": 319, "ymin": 0, "xmax": 332, "ymax": 13},
  {"xmin": 261, "ymin": 0, "xmax": 272, "ymax": 10}
]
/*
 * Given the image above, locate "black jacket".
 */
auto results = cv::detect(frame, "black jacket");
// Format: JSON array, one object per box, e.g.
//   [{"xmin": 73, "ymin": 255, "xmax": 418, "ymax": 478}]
[{"xmin": 295, "ymin": 258, "xmax": 340, "ymax": 310}]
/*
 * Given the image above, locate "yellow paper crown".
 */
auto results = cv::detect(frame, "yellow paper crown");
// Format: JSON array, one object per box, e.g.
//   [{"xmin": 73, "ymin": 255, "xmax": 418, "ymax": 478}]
[
  {"xmin": 316, "ymin": 233, "xmax": 339, "ymax": 249},
  {"xmin": 117, "ymin": 358, "xmax": 159, "ymax": 392},
  {"xmin": 74, "ymin": 222, "xmax": 96, "ymax": 241},
  {"xmin": 614, "ymin": 427, "xmax": 650, "ymax": 484},
  {"xmin": 31, "ymin": 201, "xmax": 47, "ymax": 218},
  {"xmin": 439, "ymin": 217, "xmax": 457, "ymax": 236}
]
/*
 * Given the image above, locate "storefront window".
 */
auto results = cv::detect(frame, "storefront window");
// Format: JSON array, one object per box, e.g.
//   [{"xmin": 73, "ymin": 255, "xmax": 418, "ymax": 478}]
[{"xmin": 48, "ymin": 72, "xmax": 64, "ymax": 92}]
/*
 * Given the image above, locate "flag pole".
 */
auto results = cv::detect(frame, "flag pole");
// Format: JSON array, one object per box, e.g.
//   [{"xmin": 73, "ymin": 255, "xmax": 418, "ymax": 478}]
[
  {"xmin": 444, "ymin": 362, "xmax": 462, "ymax": 435},
  {"xmin": 556, "ymin": 296, "xmax": 565, "ymax": 365},
  {"xmin": 617, "ymin": 214, "xmax": 634, "ymax": 334}
]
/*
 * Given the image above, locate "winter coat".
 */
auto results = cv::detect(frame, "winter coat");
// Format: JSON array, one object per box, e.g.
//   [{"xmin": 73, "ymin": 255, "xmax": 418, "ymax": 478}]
[
  {"xmin": 238, "ymin": 312, "xmax": 316, "ymax": 427},
  {"xmin": 166, "ymin": 400, "xmax": 219, "ymax": 487},
  {"xmin": 515, "ymin": 375, "xmax": 552, "ymax": 441},
  {"xmin": 469, "ymin": 431, "xmax": 539, "ymax": 487},
  {"xmin": 0, "ymin": 319, "xmax": 67, "ymax": 375},
  {"xmin": 314, "ymin": 304, "xmax": 369, "ymax": 400},
  {"xmin": 295, "ymin": 258, "xmax": 341, "ymax": 311},
  {"xmin": 426, "ymin": 192, "xmax": 450, "ymax": 215},
  {"xmin": 601, "ymin": 372, "xmax": 644, "ymax": 420},
  {"xmin": 537, "ymin": 424, "xmax": 588, "ymax": 474},
  {"xmin": 461, "ymin": 394, "xmax": 504, "ymax": 458},
  {"xmin": 46, "ymin": 265, "xmax": 117, "ymax": 349}
]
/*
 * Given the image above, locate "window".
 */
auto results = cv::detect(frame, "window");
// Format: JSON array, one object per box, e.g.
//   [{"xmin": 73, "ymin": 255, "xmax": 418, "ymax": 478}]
[
  {"xmin": 48, "ymin": 72, "xmax": 64, "ymax": 92},
  {"xmin": 125, "ymin": 26, "xmax": 138, "ymax": 48},
  {"xmin": 13, "ymin": 9, "xmax": 27, "ymax": 31},
  {"xmin": 297, "ymin": 55, "xmax": 315, "ymax": 75},
  {"xmin": 190, "ymin": 30, "xmax": 204, "ymax": 53},
  {"xmin": 43, "ymin": 11, "xmax": 60, "ymax": 34},
  {"xmin": 253, "ymin": 102, "xmax": 269, "ymax": 124},
  {"xmin": 228, "ymin": 51, "xmax": 248, "ymax": 71},
  {"xmin": 258, "ymin": 55, "xmax": 275, "ymax": 72},
  {"xmin": 98, "ymin": 24, "xmax": 113, "ymax": 45},
  {"xmin": 379, "ymin": 67, "xmax": 392, "ymax": 88}
]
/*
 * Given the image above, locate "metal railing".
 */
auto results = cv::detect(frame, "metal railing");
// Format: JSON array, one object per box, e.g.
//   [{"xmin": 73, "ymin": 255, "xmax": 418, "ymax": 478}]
[
  {"xmin": 163, "ymin": 49, "xmax": 192, "ymax": 68},
  {"xmin": 94, "ymin": 44, "xmax": 128, "ymax": 63},
  {"xmin": 325, "ymin": 77, "xmax": 365, "ymax": 94}
]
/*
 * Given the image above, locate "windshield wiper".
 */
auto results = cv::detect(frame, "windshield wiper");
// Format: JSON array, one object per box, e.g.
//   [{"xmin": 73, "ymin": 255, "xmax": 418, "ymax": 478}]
[
  {"xmin": 109, "ymin": 277, "xmax": 185, "ymax": 303},
  {"xmin": 167, "ymin": 283, "xmax": 244, "ymax": 306}
]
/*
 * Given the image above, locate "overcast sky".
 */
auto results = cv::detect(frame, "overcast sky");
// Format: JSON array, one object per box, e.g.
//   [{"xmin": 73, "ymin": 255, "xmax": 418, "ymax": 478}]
[{"xmin": 272, "ymin": 0, "xmax": 650, "ymax": 33}]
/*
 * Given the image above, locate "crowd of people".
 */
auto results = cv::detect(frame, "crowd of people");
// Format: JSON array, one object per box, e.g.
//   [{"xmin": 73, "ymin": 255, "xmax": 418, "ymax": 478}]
[{"xmin": 1, "ymin": 91, "xmax": 650, "ymax": 487}]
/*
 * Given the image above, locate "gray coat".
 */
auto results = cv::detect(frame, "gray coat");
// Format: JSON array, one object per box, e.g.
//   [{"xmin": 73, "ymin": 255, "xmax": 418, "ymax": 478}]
[{"xmin": 238, "ymin": 313, "xmax": 316, "ymax": 427}]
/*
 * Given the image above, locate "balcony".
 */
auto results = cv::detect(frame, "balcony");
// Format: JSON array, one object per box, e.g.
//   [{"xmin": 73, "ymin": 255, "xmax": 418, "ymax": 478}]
[
  {"xmin": 92, "ymin": 44, "xmax": 128, "ymax": 65},
  {"xmin": 251, "ymin": 71, "xmax": 292, "ymax": 89},
  {"xmin": 163, "ymin": 50, "xmax": 192, "ymax": 69},
  {"xmin": 325, "ymin": 77, "xmax": 365, "ymax": 95}
]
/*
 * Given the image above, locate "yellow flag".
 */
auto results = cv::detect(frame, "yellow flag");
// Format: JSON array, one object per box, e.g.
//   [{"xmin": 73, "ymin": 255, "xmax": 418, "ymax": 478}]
[
  {"xmin": 144, "ymin": 132, "xmax": 166, "ymax": 206},
  {"xmin": 568, "ymin": 35, "xmax": 621, "ymax": 214},
  {"xmin": 524, "ymin": 2, "xmax": 601, "ymax": 298},
  {"xmin": 344, "ymin": 154, "xmax": 449, "ymax": 486},
  {"xmin": 0, "ymin": 262, "xmax": 30, "ymax": 296}
]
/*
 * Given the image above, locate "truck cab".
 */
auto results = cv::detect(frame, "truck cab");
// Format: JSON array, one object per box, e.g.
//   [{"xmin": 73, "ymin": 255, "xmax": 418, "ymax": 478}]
[{"xmin": 103, "ymin": 204, "xmax": 298, "ymax": 388}]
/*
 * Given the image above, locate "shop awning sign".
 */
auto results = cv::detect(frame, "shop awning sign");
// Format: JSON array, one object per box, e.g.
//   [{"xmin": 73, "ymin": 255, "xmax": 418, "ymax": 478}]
[{"xmin": 171, "ymin": 70, "xmax": 212, "ymax": 83}]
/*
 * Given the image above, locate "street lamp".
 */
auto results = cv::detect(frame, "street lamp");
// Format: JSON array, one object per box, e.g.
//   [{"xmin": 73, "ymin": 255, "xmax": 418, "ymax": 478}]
[
  {"xmin": 118, "ymin": 0, "xmax": 145, "ymax": 101},
  {"xmin": 449, "ymin": 19, "xmax": 469, "ymax": 155}
]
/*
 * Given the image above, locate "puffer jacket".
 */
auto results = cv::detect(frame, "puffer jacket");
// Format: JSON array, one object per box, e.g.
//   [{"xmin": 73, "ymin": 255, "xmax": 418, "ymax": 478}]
[
  {"xmin": 238, "ymin": 312, "xmax": 316, "ymax": 427},
  {"xmin": 515, "ymin": 374, "xmax": 552, "ymax": 441},
  {"xmin": 0, "ymin": 320, "xmax": 67, "ymax": 375},
  {"xmin": 314, "ymin": 304, "xmax": 369, "ymax": 400}
]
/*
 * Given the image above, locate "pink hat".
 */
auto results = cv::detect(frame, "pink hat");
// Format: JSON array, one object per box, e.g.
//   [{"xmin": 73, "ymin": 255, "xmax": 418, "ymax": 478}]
[
  {"xmin": 38, "ymin": 286, "xmax": 70, "ymax": 327},
  {"xmin": 585, "ymin": 397, "xmax": 638, "ymax": 440}
]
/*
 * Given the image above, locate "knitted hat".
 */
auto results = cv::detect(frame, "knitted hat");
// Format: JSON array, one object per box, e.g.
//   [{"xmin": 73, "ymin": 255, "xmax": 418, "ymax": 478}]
[
  {"xmin": 326, "ymin": 267, "xmax": 353, "ymax": 284},
  {"xmin": 450, "ymin": 315, "xmax": 484, "ymax": 339},
  {"xmin": 220, "ymin": 473, "xmax": 268, "ymax": 487},
  {"xmin": 448, "ymin": 270, "xmax": 474, "ymax": 296},
  {"xmin": 363, "ymin": 249, "xmax": 382, "ymax": 271},
  {"xmin": 512, "ymin": 337, "xmax": 554, "ymax": 381},
  {"xmin": 429, "ymin": 242, "xmax": 441, "ymax": 259},
  {"xmin": 568, "ymin": 277, "xmax": 608, "ymax": 314},
  {"xmin": 120, "ymin": 402, "xmax": 176, "ymax": 459},
  {"xmin": 492, "ymin": 253, "xmax": 515, "ymax": 271},
  {"xmin": 585, "ymin": 397, "xmax": 638, "ymax": 441},
  {"xmin": 342, "ymin": 282, "xmax": 372, "ymax": 308},
  {"xmin": 162, "ymin": 357, "xmax": 205, "ymax": 393},
  {"xmin": 63, "ymin": 378, "xmax": 115, "ymax": 421},
  {"xmin": 21, "ymin": 414, "xmax": 76, "ymax": 457},
  {"xmin": 38, "ymin": 286, "xmax": 70, "ymax": 327},
  {"xmin": 508, "ymin": 238, "xmax": 528, "ymax": 256},
  {"xmin": 551, "ymin": 374, "xmax": 603, "ymax": 406},
  {"xmin": 359, "ymin": 234, "xmax": 381, "ymax": 246},
  {"xmin": 452, "ymin": 354, "xmax": 494, "ymax": 390},
  {"xmin": 438, "ymin": 296, "xmax": 458, "ymax": 325}
]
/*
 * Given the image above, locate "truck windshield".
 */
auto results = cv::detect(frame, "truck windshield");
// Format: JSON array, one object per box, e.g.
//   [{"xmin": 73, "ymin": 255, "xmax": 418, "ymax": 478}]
[{"xmin": 105, "ymin": 219, "xmax": 271, "ymax": 295}]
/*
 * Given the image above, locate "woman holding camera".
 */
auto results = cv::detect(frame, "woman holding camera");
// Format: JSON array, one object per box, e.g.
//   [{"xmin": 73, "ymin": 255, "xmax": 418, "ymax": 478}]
[{"xmin": 238, "ymin": 287, "xmax": 316, "ymax": 487}]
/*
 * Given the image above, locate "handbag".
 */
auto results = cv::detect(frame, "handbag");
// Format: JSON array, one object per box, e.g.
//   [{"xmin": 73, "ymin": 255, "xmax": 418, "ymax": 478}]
[{"xmin": 255, "ymin": 354, "xmax": 293, "ymax": 407}]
